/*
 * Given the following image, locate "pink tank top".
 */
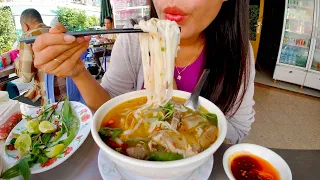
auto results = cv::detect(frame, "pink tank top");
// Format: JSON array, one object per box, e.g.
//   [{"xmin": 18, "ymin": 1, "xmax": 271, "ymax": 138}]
[{"xmin": 142, "ymin": 50, "xmax": 205, "ymax": 93}]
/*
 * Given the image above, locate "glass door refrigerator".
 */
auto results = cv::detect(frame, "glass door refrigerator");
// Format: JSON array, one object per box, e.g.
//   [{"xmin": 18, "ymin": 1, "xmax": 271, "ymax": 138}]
[
  {"xmin": 111, "ymin": 0, "xmax": 150, "ymax": 28},
  {"xmin": 273, "ymin": 0, "xmax": 316, "ymax": 87},
  {"xmin": 304, "ymin": 0, "xmax": 320, "ymax": 90}
]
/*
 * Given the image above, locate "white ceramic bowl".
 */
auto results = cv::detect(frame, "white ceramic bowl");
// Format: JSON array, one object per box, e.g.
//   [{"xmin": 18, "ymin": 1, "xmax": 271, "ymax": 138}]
[
  {"xmin": 223, "ymin": 143, "xmax": 292, "ymax": 180},
  {"xmin": 91, "ymin": 90, "xmax": 227, "ymax": 179}
]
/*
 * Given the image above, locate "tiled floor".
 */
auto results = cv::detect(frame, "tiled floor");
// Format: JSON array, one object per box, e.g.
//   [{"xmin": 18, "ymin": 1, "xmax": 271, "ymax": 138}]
[
  {"xmin": 254, "ymin": 70, "xmax": 320, "ymax": 98},
  {"xmin": 242, "ymin": 84, "xmax": 320, "ymax": 149}
]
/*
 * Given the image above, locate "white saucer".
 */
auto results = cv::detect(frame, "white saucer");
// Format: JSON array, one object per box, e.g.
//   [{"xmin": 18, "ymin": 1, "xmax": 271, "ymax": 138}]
[{"xmin": 98, "ymin": 149, "xmax": 214, "ymax": 180}]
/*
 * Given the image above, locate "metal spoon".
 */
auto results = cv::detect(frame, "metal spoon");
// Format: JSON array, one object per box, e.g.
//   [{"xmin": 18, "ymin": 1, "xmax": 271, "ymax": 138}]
[{"xmin": 184, "ymin": 69, "xmax": 210, "ymax": 111}]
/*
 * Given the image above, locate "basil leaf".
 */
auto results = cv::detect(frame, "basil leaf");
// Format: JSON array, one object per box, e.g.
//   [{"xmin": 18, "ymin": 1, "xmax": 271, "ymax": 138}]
[
  {"xmin": 200, "ymin": 112, "xmax": 218, "ymax": 126},
  {"xmin": 41, "ymin": 133, "xmax": 52, "ymax": 145},
  {"xmin": 62, "ymin": 98, "xmax": 73, "ymax": 131},
  {"xmin": 18, "ymin": 157, "xmax": 31, "ymax": 180},
  {"xmin": 147, "ymin": 152, "xmax": 183, "ymax": 161},
  {"xmin": 0, "ymin": 163, "xmax": 21, "ymax": 179},
  {"xmin": 37, "ymin": 155, "xmax": 49, "ymax": 164},
  {"xmin": 10, "ymin": 138, "xmax": 17, "ymax": 145}
]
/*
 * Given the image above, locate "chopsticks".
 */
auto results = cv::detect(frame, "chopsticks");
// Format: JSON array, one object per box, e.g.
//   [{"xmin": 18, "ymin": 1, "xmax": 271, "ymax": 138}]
[{"xmin": 19, "ymin": 28, "xmax": 144, "ymax": 44}]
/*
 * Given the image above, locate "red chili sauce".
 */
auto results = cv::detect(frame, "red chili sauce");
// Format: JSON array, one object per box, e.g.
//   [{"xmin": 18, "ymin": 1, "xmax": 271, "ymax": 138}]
[{"xmin": 230, "ymin": 154, "xmax": 280, "ymax": 180}]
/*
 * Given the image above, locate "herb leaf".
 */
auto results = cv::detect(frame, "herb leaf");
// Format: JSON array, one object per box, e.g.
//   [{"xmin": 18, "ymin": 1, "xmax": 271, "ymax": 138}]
[
  {"xmin": 111, "ymin": 129, "xmax": 123, "ymax": 140},
  {"xmin": 10, "ymin": 138, "xmax": 17, "ymax": 145},
  {"xmin": 160, "ymin": 101, "xmax": 175, "ymax": 121},
  {"xmin": 200, "ymin": 112, "xmax": 218, "ymax": 126},
  {"xmin": 147, "ymin": 152, "xmax": 183, "ymax": 161},
  {"xmin": 0, "ymin": 163, "xmax": 21, "ymax": 179},
  {"xmin": 99, "ymin": 127, "xmax": 122, "ymax": 140},
  {"xmin": 18, "ymin": 156, "xmax": 31, "ymax": 180},
  {"xmin": 41, "ymin": 133, "xmax": 52, "ymax": 145}
]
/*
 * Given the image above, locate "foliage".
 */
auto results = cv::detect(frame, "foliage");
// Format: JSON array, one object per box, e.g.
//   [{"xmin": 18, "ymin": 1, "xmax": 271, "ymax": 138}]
[
  {"xmin": 86, "ymin": 15, "xmax": 100, "ymax": 27},
  {"xmin": 0, "ymin": 6, "xmax": 17, "ymax": 53},
  {"xmin": 249, "ymin": 5, "xmax": 259, "ymax": 41},
  {"xmin": 57, "ymin": 7, "xmax": 99, "ymax": 31}
]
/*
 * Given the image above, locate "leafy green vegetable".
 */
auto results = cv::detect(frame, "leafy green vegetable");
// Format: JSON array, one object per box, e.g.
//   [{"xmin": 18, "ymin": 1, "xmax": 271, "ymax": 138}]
[
  {"xmin": 160, "ymin": 101, "xmax": 175, "ymax": 121},
  {"xmin": 10, "ymin": 138, "xmax": 17, "ymax": 145},
  {"xmin": 1, "ymin": 156, "xmax": 31, "ymax": 180},
  {"xmin": 125, "ymin": 138, "xmax": 148, "ymax": 147},
  {"xmin": 41, "ymin": 133, "xmax": 52, "ymax": 145},
  {"xmin": 147, "ymin": 152, "xmax": 183, "ymax": 161},
  {"xmin": 99, "ymin": 127, "xmax": 123, "ymax": 140},
  {"xmin": 62, "ymin": 97, "xmax": 73, "ymax": 132},
  {"xmin": 62, "ymin": 115, "xmax": 79, "ymax": 147},
  {"xmin": 52, "ymin": 130, "xmax": 64, "ymax": 142},
  {"xmin": 19, "ymin": 156, "xmax": 31, "ymax": 180},
  {"xmin": 36, "ymin": 155, "xmax": 49, "ymax": 164},
  {"xmin": 111, "ymin": 129, "xmax": 123, "ymax": 140},
  {"xmin": 199, "ymin": 112, "xmax": 218, "ymax": 126},
  {"xmin": 0, "ymin": 163, "xmax": 21, "ymax": 179},
  {"xmin": 61, "ymin": 98, "xmax": 80, "ymax": 147}
]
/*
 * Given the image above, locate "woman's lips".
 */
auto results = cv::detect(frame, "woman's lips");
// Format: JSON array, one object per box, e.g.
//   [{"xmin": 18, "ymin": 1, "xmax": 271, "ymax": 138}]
[
  {"xmin": 164, "ymin": 7, "xmax": 186, "ymax": 23},
  {"xmin": 165, "ymin": 14, "xmax": 185, "ymax": 22}
]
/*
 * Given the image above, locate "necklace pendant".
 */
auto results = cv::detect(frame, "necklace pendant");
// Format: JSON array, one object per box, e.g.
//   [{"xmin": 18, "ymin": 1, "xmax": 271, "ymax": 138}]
[{"xmin": 177, "ymin": 75, "xmax": 182, "ymax": 80}]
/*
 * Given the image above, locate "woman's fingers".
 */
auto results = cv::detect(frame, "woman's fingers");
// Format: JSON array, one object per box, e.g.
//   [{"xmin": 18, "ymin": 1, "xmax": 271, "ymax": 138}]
[
  {"xmin": 49, "ymin": 23, "xmax": 67, "ymax": 34},
  {"xmin": 38, "ymin": 42, "xmax": 88, "ymax": 72},
  {"xmin": 34, "ymin": 41, "xmax": 80, "ymax": 67},
  {"xmin": 33, "ymin": 33, "xmax": 76, "ymax": 52},
  {"xmin": 50, "ymin": 42, "xmax": 89, "ymax": 77}
]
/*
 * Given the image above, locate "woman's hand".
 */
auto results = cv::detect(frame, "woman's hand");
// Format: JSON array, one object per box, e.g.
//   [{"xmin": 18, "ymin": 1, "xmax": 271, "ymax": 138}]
[{"xmin": 33, "ymin": 23, "xmax": 91, "ymax": 78}]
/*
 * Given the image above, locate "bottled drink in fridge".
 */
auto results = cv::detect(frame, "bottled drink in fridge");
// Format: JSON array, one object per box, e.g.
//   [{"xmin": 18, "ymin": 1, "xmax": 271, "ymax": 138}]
[{"xmin": 282, "ymin": 46, "xmax": 289, "ymax": 64}]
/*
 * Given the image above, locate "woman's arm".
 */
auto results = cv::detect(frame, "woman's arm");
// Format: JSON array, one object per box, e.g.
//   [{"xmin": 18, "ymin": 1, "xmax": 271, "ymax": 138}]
[
  {"xmin": 33, "ymin": 24, "xmax": 137, "ymax": 111},
  {"xmin": 72, "ymin": 68, "xmax": 111, "ymax": 111},
  {"xmin": 225, "ymin": 44, "xmax": 256, "ymax": 144}
]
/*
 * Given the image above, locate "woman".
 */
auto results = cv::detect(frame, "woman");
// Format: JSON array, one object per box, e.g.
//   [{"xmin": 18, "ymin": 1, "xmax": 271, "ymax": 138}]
[{"xmin": 32, "ymin": 0, "xmax": 255, "ymax": 144}]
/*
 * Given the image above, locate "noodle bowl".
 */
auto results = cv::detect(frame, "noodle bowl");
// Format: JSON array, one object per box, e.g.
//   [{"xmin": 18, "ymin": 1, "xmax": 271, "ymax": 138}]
[{"xmin": 91, "ymin": 19, "xmax": 227, "ymax": 178}]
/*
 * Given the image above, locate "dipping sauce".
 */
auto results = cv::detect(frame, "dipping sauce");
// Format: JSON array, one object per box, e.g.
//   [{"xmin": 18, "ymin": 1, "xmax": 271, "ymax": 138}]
[{"xmin": 230, "ymin": 153, "xmax": 280, "ymax": 180}]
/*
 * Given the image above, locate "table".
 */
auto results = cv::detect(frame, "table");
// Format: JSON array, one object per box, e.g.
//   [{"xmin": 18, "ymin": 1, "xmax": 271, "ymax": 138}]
[
  {"xmin": 1, "ymin": 103, "xmax": 320, "ymax": 179},
  {"xmin": 0, "ymin": 65, "xmax": 15, "ymax": 78},
  {"xmin": 29, "ymin": 137, "xmax": 320, "ymax": 180}
]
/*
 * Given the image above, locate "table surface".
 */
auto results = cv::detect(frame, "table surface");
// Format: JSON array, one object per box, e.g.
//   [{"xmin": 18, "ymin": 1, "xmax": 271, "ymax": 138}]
[
  {"xmin": 1, "ymin": 103, "xmax": 320, "ymax": 180},
  {"xmin": 28, "ymin": 136, "xmax": 320, "ymax": 180},
  {"xmin": 0, "ymin": 65, "xmax": 15, "ymax": 78}
]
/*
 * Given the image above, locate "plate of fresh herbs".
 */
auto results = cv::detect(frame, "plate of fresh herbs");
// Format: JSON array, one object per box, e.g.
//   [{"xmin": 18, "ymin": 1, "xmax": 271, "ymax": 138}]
[{"xmin": 1, "ymin": 98, "xmax": 92, "ymax": 180}]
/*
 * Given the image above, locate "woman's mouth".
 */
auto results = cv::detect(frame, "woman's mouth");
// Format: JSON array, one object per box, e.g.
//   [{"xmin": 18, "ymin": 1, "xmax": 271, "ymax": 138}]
[{"xmin": 164, "ymin": 7, "xmax": 186, "ymax": 23}]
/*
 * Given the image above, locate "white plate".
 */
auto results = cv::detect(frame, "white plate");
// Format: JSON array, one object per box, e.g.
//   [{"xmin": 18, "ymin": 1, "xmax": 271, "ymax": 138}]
[
  {"xmin": 98, "ymin": 149, "xmax": 214, "ymax": 180},
  {"xmin": 3, "ymin": 101, "xmax": 93, "ymax": 174}
]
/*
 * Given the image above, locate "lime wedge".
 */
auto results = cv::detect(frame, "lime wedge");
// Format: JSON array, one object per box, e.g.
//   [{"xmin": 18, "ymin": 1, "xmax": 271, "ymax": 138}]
[
  {"xmin": 14, "ymin": 134, "xmax": 31, "ymax": 155},
  {"xmin": 26, "ymin": 120, "xmax": 41, "ymax": 134},
  {"xmin": 45, "ymin": 144, "xmax": 65, "ymax": 158},
  {"xmin": 39, "ymin": 121, "xmax": 57, "ymax": 133}
]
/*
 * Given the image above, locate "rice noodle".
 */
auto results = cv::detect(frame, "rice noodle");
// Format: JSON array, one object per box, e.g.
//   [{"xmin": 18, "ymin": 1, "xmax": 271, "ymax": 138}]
[
  {"xmin": 123, "ymin": 19, "xmax": 180, "ymax": 140},
  {"xmin": 136, "ymin": 18, "xmax": 180, "ymax": 107}
]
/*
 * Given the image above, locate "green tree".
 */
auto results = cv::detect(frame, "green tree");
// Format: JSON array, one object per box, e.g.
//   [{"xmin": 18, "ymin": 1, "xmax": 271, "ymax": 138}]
[
  {"xmin": 0, "ymin": 6, "xmax": 17, "ymax": 53},
  {"xmin": 86, "ymin": 16, "xmax": 99, "ymax": 27},
  {"xmin": 57, "ymin": 7, "xmax": 99, "ymax": 31}
]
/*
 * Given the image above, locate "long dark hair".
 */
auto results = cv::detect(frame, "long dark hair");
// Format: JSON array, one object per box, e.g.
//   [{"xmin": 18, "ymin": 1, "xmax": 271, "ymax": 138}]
[{"xmin": 149, "ymin": 0, "xmax": 251, "ymax": 117}]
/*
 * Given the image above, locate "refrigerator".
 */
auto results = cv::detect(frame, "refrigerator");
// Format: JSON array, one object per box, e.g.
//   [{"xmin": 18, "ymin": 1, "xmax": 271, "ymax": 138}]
[
  {"xmin": 274, "ymin": 0, "xmax": 320, "ymax": 90},
  {"xmin": 111, "ymin": 0, "xmax": 150, "ymax": 28}
]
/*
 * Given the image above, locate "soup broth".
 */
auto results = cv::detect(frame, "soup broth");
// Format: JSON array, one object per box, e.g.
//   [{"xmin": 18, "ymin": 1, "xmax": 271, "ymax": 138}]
[{"xmin": 99, "ymin": 97, "xmax": 219, "ymax": 161}]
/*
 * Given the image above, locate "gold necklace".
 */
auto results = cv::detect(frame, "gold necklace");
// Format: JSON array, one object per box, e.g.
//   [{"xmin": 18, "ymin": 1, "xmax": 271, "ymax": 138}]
[{"xmin": 175, "ymin": 42, "xmax": 204, "ymax": 80}]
